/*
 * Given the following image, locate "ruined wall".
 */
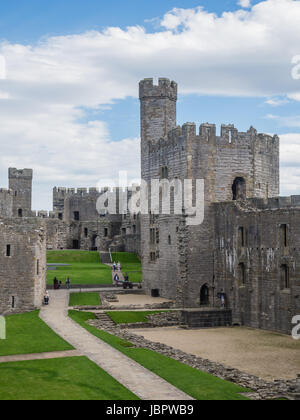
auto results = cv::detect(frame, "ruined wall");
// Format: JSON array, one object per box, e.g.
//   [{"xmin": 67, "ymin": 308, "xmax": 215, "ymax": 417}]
[
  {"xmin": 213, "ymin": 197, "xmax": 300, "ymax": 334},
  {"xmin": 9, "ymin": 168, "xmax": 33, "ymax": 218},
  {"xmin": 0, "ymin": 189, "xmax": 13, "ymax": 218},
  {"xmin": 0, "ymin": 218, "xmax": 46, "ymax": 315}
]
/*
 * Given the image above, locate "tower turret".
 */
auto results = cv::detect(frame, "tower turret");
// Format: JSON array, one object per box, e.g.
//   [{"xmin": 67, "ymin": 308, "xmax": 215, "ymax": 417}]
[
  {"xmin": 139, "ymin": 78, "xmax": 177, "ymax": 178},
  {"xmin": 9, "ymin": 168, "xmax": 33, "ymax": 217}
]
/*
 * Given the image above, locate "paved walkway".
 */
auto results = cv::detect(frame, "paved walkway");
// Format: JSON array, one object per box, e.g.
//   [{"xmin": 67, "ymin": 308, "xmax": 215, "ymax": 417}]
[
  {"xmin": 40, "ymin": 290, "xmax": 193, "ymax": 400},
  {"xmin": 0, "ymin": 350, "xmax": 81, "ymax": 364}
]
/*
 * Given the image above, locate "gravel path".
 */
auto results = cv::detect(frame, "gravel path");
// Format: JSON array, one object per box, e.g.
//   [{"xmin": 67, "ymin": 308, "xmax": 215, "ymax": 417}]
[{"xmin": 40, "ymin": 290, "xmax": 193, "ymax": 400}]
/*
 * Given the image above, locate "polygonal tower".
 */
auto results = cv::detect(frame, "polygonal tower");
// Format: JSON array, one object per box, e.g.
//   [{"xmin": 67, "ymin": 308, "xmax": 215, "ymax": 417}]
[
  {"xmin": 139, "ymin": 78, "xmax": 177, "ymax": 180},
  {"xmin": 9, "ymin": 168, "xmax": 33, "ymax": 218}
]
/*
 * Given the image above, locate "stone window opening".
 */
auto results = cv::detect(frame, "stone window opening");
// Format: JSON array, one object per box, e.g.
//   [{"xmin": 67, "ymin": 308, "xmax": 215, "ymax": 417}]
[
  {"xmin": 58, "ymin": 213, "xmax": 63, "ymax": 220},
  {"xmin": 133, "ymin": 225, "xmax": 136, "ymax": 235},
  {"xmin": 84, "ymin": 228, "xmax": 88, "ymax": 238},
  {"xmin": 228, "ymin": 130, "xmax": 232, "ymax": 144},
  {"xmin": 156, "ymin": 228, "xmax": 160, "ymax": 244},
  {"xmin": 238, "ymin": 227, "xmax": 245, "ymax": 247},
  {"xmin": 37, "ymin": 260, "xmax": 40, "ymax": 276},
  {"xmin": 18, "ymin": 209, "xmax": 23, "ymax": 218},
  {"xmin": 74, "ymin": 211, "xmax": 80, "ymax": 221},
  {"xmin": 150, "ymin": 252, "xmax": 156, "ymax": 262},
  {"xmin": 168, "ymin": 235, "xmax": 172, "ymax": 245},
  {"xmin": 280, "ymin": 224, "xmax": 288, "ymax": 248},
  {"xmin": 104, "ymin": 228, "xmax": 108, "ymax": 238},
  {"xmin": 238, "ymin": 263, "xmax": 246, "ymax": 285},
  {"xmin": 122, "ymin": 228, "xmax": 126, "ymax": 235},
  {"xmin": 6, "ymin": 245, "xmax": 11, "ymax": 257},
  {"xmin": 280, "ymin": 264, "xmax": 290, "ymax": 290},
  {"xmin": 161, "ymin": 166, "xmax": 168, "ymax": 179},
  {"xmin": 232, "ymin": 177, "xmax": 246, "ymax": 201},
  {"xmin": 12, "ymin": 296, "xmax": 15, "ymax": 309}
]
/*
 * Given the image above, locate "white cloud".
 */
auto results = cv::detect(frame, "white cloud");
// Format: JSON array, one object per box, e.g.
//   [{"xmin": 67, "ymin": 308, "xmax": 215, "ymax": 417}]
[
  {"xmin": 280, "ymin": 133, "xmax": 300, "ymax": 195},
  {"xmin": 0, "ymin": 0, "xmax": 299, "ymax": 207},
  {"xmin": 238, "ymin": 0, "xmax": 252, "ymax": 8},
  {"xmin": 264, "ymin": 97, "xmax": 289, "ymax": 106}
]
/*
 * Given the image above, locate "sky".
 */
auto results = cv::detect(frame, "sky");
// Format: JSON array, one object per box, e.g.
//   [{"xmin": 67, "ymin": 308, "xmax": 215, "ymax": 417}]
[{"xmin": 0, "ymin": 0, "xmax": 299, "ymax": 210}]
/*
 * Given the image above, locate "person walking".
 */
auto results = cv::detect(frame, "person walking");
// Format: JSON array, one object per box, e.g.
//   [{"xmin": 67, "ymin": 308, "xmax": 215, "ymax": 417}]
[
  {"xmin": 44, "ymin": 291, "xmax": 50, "ymax": 305},
  {"xmin": 117, "ymin": 261, "xmax": 121, "ymax": 271},
  {"xmin": 114, "ymin": 273, "xmax": 120, "ymax": 287},
  {"xmin": 112, "ymin": 262, "xmax": 116, "ymax": 272},
  {"xmin": 66, "ymin": 277, "xmax": 71, "ymax": 290},
  {"xmin": 53, "ymin": 277, "xmax": 58, "ymax": 290}
]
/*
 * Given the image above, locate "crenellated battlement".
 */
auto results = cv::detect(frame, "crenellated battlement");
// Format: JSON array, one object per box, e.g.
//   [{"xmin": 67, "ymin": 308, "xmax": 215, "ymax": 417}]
[
  {"xmin": 147, "ymin": 121, "xmax": 279, "ymax": 155},
  {"xmin": 8, "ymin": 168, "xmax": 33, "ymax": 180},
  {"xmin": 139, "ymin": 78, "xmax": 177, "ymax": 101}
]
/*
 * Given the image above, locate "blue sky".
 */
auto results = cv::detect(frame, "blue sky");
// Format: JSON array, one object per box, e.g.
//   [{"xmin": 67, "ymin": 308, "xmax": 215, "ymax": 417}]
[{"xmin": 0, "ymin": 0, "xmax": 299, "ymax": 210}]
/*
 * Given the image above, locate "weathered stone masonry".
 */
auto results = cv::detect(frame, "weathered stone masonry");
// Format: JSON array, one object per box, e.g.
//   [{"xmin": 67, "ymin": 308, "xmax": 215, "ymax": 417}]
[{"xmin": 140, "ymin": 77, "xmax": 297, "ymax": 334}]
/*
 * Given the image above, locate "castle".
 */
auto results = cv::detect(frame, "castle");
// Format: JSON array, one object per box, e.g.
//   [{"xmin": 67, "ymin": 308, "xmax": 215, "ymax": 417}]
[
  {"xmin": 140, "ymin": 78, "xmax": 299, "ymax": 334},
  {"xmin": 0, "ymin": 78, "xmax": 299, "ymax": 335}
]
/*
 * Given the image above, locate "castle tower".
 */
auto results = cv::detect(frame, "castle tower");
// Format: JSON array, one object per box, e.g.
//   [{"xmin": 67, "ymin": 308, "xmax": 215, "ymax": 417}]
[
  {"xmin": 139, "ymin": 78, "xmax": 177, "ymax": 179},
  {"xmin": 9, "ymin": 168, "xmax": 33, "ymax": 218}
]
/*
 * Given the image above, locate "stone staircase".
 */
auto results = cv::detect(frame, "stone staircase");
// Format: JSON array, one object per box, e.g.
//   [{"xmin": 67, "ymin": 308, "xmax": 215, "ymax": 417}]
[
  {"xmin": 100, "ymin": 252, "xmax": 111, "ymax": 264},
  {"xmin": 94, "ymin": 312, "xmax": 116, "ymax": 329}
]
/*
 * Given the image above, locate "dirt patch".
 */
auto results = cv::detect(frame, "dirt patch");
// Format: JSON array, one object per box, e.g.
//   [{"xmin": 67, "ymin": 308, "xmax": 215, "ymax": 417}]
[{"xmin": 131, "ymin": 326, "xmax": 300, "ymax": 381}]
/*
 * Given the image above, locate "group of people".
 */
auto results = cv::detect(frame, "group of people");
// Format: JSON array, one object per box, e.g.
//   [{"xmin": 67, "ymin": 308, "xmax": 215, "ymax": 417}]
[
  {"xmin": 44, "ymin": 277, "xmax": 72, "ymax": 305},
  {"xmin": 53, "ymin": 277, "xmax": 71, "ymax": 290},
  {"xmin": 112, "ymin": 261, "xmax": 121, "ymax": 272}
]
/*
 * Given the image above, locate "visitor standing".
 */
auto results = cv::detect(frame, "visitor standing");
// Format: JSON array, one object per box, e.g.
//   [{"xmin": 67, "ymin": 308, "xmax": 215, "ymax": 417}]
[
  {"xmin": 114, "ymin": 273, "xmax": 120, "ymax": 287},
  {"xmin": 66, "ymin": 277, "xmax": 71, "ymax": 290}
]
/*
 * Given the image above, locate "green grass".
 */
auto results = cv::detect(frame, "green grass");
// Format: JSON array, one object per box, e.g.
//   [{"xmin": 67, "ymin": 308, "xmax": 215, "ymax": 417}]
[
  {"xmin": 112, "ymin": 252, "xmax": 142, "ymax": 283},
  {"xmin": 47, "ymin": 250, "xmax": 101, "ymax": 264},
  {"xmin": 69, "ymin": 310, "xmax": 251, "ymax": 400},
  {"xmin": 106, "ymin": 311, "xmax": 169, "ymax": 324},
  {"xmin": 69, "ymin": 292, "xmax": 101, "ymax": 307},
  {"xmin": 0, "ymin": 311, "xmax": 73, "ymax": 357},
  {"xmin": 47, "ymin": 250, "xmax": 112, "ymax": 285},
  {"xmin": 0, "ymin": 357, "xmax": 139, "ymax": 400}
]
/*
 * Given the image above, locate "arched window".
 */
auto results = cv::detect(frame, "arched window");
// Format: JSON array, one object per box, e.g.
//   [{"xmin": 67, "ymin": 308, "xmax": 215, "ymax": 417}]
[{"xmin": 232, "ymin": 177, "xmax": 246, "ymax": 201}]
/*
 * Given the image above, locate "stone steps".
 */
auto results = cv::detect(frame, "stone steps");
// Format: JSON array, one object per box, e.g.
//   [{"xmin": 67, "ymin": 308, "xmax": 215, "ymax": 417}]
[
  {"xmin": 100, "ymin": 252, "xmax": 111, "ymax": 264},
  {"xmin": 94, "ymin": 312, "xmax": 116, "ymax": 329}
]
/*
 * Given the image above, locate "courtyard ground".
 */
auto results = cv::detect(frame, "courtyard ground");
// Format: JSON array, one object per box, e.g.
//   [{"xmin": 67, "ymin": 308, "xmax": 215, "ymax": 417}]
[
  {"xmin": 0, "ymin": 356, "xmax": 139, "ymax": 400},
  {"xmin": 47, "ymin": 250, "xmax": 112, "ymax": 285},
  {"xmin": 130, "ymin": 326, "xmax": 300, "ymax": 381}
]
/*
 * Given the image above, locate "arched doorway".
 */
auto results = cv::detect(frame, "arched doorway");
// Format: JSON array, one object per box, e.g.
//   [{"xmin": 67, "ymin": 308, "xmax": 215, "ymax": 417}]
[
  {"xmin": 232, "ymin": 177, "xmax": 246, "ymax": 200},
  {"xmin": 200, "ymin": 284, "xmax": 210, "ymax": 306}
]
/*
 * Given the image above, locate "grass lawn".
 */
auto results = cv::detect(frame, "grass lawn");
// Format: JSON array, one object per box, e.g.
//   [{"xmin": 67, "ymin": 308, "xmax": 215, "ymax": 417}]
[
  {"xmin": 69, "ymin": 310, "xmax": 251, "ymax": 401},
  {"xmin": 0, "ymin": 311, "xmax": 73, "ymax": 357},
  {"xmin": 106, "ymin": 311, "xmax": 169, "ymax": 324},
  {"xmin": 47, "ymin": 250, "xmax": 112, "ymax": 286},
  {"xmin": 112, "ymin": 252, "xmax": 142, "ymax": 283},
  {"xmin": 0, "ymin": 357, "xmax": 139, "ymax": 400},
  {"xmin": 69, "ymin": 292, "xmax": 101, "ymax": 307}
]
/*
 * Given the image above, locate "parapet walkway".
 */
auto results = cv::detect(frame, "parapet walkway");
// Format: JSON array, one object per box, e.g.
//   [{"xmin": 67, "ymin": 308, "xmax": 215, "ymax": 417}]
[{"xmin": 40, "ymin": 290, "xmax": 193, "ymax": 401}]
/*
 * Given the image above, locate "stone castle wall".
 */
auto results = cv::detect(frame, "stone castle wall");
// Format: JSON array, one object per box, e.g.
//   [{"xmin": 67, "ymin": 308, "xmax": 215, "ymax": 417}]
[{"xmin": 0, "ymin": 218, "xmax": 46, "ymax": 315}]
